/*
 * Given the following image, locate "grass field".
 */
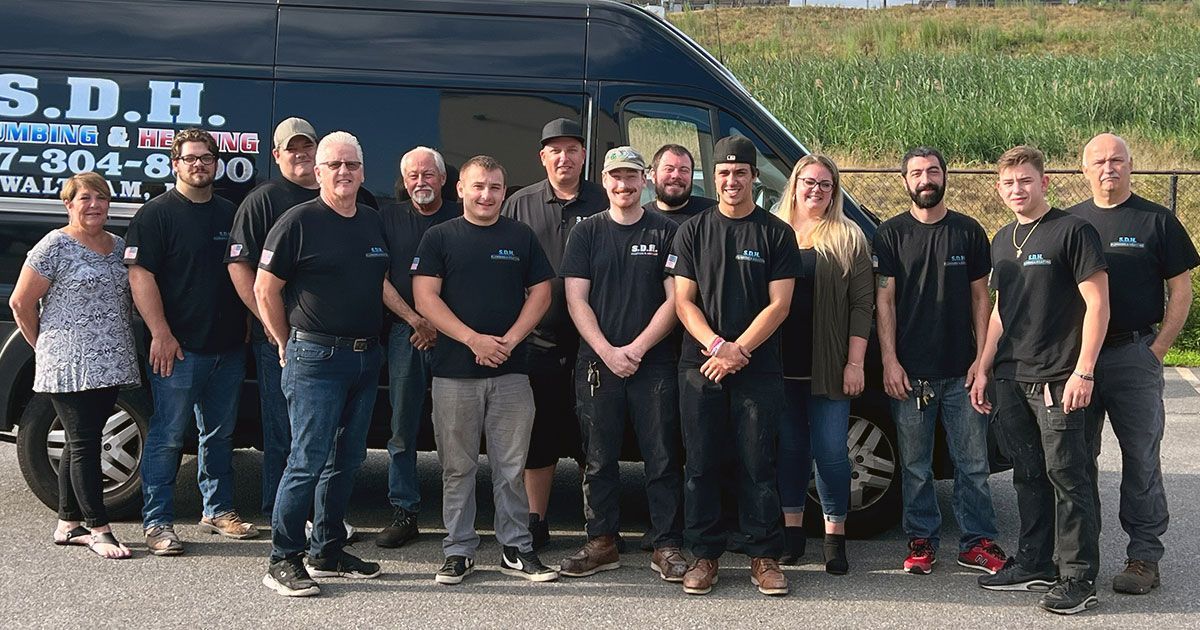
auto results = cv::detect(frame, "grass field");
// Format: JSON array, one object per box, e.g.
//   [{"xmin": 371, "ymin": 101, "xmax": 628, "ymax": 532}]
[{"xmin": 670, "ymin": 3, "xmax": 1200, "ymax": 168}]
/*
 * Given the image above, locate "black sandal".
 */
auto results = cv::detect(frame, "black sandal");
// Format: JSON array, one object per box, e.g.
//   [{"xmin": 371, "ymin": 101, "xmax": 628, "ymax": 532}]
[
  {"xmin": 53, "ymin": 525, "xmax": 91, "ymax": 546},
  {"xmin": 87, "ymin": 531, "xmax": 131, "ymax": 559}
]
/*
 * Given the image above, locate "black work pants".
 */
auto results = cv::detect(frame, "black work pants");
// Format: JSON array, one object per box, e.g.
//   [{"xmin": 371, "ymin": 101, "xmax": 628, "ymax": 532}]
[{"xmin": 49, "ymin": 387, "xmax": 120, "ymax": 528}]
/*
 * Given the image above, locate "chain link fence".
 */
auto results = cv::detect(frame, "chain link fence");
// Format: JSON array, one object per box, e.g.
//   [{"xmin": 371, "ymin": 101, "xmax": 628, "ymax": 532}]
[{"xmin": 842, "ymin": 169, "xmax": 1200, "ymax": 248}]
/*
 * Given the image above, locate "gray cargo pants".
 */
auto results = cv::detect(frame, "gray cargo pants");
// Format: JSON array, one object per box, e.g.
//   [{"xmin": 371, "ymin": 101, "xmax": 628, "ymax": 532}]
[{"xmin": 432, "ymin": 374, "xmax": 536, "ymax": 558}]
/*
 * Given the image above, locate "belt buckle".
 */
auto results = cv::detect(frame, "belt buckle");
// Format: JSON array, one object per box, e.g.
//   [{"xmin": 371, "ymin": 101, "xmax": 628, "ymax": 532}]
[{"xmin": 352, "ymin": 338, "xmax": 367, "ymax": 352}]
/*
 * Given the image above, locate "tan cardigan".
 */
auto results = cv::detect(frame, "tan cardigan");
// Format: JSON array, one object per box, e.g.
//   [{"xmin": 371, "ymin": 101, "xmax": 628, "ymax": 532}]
[{"xmin": 804, "ymin": 240, "xmax": 875, "ymax": 400}]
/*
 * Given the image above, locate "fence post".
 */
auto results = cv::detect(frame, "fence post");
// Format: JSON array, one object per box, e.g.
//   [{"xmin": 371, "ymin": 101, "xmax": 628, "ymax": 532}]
[{"xmin": 1169, "ymin": 174, "xmax": 1179, "ymax": 214}]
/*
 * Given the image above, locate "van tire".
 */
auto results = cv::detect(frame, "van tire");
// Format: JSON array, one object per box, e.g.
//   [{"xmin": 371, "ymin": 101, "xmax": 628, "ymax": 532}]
[
  {"xmin": 805, "ymin": 406, "xmax": 902, "ymax": 539},
  {"xmin": 16, "ymin": 390, "xmax": 151, "ymax": 520}
]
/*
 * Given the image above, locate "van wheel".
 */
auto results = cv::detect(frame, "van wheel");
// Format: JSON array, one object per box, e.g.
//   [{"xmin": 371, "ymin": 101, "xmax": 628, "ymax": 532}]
[
  {"xmin": 16, "ymin": 390, "xmax": 151, "ymax": 520},
  {"xmin": 805, "ymin": 409, "xmax": 902, "ymax": 539}
]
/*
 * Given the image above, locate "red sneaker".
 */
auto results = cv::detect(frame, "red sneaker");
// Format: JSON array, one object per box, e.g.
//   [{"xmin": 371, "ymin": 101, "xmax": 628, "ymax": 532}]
[
  {"xmin": 903, "ymin": 538, "xmax": 936, "ymax": 575},
  {"xmin": 958, "ymin": 539, "xmax": 1008, "ymax": 575}
]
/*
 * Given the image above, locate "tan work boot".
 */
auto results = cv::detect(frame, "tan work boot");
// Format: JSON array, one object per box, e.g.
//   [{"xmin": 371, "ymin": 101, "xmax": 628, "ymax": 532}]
[
  {"xmin": 750, "ymin": 557, "xmax": 789, "ymax": 596},
  {"xmin": 145, "ymin": 524, "xmax": 185, "ymax": 556},
  {"xmin": 199, "ymin": 511, "xmax": 259, "ymax": 539},
  {"xmin": 682, "ymin": 558, "xmax": 719, "ymax": 595},
  {"xmin": 1112, "ymin": 559, "xmax": 1160, "ymax": 595},
  {"xmin": 558, "ymin": 534, "xmax": 620, "ymax": 577},
  {"xmin": 651, "ymin": 546, "xmax": 689, "ymax": 582}
]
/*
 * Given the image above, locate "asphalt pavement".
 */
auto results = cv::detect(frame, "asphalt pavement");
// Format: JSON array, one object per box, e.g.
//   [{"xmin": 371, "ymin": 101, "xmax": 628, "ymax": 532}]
[{"xmin": 2, "ymin": 369, "xmax": 1200, "ymax": 629}]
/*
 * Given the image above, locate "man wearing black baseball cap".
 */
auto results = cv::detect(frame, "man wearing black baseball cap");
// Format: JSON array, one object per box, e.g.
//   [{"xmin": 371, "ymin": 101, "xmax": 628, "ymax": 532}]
[
  {"xmin": 668, "ymin": 136, "xmax": 798, "ymax": 596},
  {"xmin": 502, "ymin": 117, "xmax": 608, "ymax": 549}
]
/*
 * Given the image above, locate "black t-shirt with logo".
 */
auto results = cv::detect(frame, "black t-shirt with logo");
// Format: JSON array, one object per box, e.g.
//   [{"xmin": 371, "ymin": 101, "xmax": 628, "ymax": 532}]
[
  {"xmin": 259, "ymin": 198, "xmax": 390, "ymax": 338},
  {"xmin": 1068, "ymin": 194, "xmax": 1200, "ymax": 334},
  {"xmin": 669, "ymin": 205, "xmax": 800, "ymax": 373},
  {"xmin": 559, "ymin": 209, "xmax": 678, "ymax": 365},
  {"xmin": 990, "ymin": 208, "xmax": 1108, "ymax": 382},
  {"xmin": 872, "ymin": 210, "xmax": 991, "ymax": 378},
  {"xmin": 412, "ymin": 216, "xmax": 556, "ymax": 378},
  {"xmin": 781, "ymin": 248, "xmax": 818, "ymax": 379},
  {"xmin": 502, "ymin": 179, "xmax": 608, "ymax": 352},
  {"xmin": 382, "ymin": 200, "xmax": 461, "ymax": 309},
  {"xmin": 123, "ymin": 189, "xmax": 245, "ymax": 353},
  {"xmin": 225, "ymin": 177, "xmax": 318, "ymax": 341},
  {"xmin": 643, "ymin": 195, "xmax": 716, "ymax": 225}
]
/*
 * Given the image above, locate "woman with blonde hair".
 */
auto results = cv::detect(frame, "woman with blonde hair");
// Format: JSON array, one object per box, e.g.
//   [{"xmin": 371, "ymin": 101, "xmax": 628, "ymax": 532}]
[
  {"xmin": 9, "ymin": 172, "xmax": 140, "ymax": 559},
  {"xmin": 774, "ymin": 154, "xmax": 873, "ymax": 574}
]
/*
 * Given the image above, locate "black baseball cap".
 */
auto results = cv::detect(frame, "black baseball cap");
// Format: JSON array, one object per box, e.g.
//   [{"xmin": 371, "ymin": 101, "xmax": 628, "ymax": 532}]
[
  {"xmin": 540, "ymin": 118, "xmax": 585, "ymax": 145},
  {"xmin": 713, "ymin": 136, "xmax": 757, "ymax": 166}
]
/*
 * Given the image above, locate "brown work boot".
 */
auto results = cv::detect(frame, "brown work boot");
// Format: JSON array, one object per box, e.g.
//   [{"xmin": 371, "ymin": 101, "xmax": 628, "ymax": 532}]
[
  {"xmin": 651, "ymin": 547, "xmax": 689, "ymax": 582},
  {"xmin": 558, "ymin": 534, "xmax": 620, "ymax": 577},
  {"xmin": 1112, "ymin": 559, "xmax": 1160, "ymax": 595},
  {"xmin": 199, "ymin": 511, "xmax": 259, "ymax": 540},
  {"xmin": 144, "ymin": 524, "xmax": 184, "ymax": 556},
  {"xmin": 682, "ymin": 558, "xmax": 719, "ymax": 595},
  {"xmin": 750, "ymin": 557, "xmax": 789, "ymax": 596}
]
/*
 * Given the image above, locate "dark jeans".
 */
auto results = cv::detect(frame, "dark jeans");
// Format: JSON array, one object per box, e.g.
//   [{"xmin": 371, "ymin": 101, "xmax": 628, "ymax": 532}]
[
  {"xmin": 49, "ymin": 387, "xmax": 120, "ymax": 528},
  {"xmin": 387, "ymin": 322, "xmax": 431, "ymax": 514},
  {"xmin": 779, "ymin": 379, "xmax": 852, "ymax": 521},
  {"xmin": 679, "ymin": 368, "xmax": 784, "ymax": 560},
  {"xmin": 1085, "ymin": 333, "xmax": 1168, "ymax": 563},
  {"xmin": 575, "ymin": 358, "xmax": 683, "ymax": 548},
  {"xmin": 270, "ymin": 334, "xmax": 382, "ymax": 562},
  {"xmin": 254, "ymin": 340, "xmax": 290, "ymax": 518},
  {"xmin": 995, "ymin": 378, "xmax": 1099, "ymax": 580},
  {"xmin": 526, "ymin": 347, "xmax": 581, "ymax": 469}
]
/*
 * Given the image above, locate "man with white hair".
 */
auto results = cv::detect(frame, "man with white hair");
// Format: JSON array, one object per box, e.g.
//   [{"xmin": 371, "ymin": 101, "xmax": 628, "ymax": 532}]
[
  {"xmin": 377, "ymin": 146, "xmax": 461, "ymax": 549},
  {"xmin": 256, "ymin": 132, "xmax": 390, "ymax": 597}
]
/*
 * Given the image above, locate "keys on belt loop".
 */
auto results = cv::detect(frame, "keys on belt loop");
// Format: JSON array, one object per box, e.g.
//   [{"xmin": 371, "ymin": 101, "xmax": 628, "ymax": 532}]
[
  {"xmin": 915, "ymin": 379, "xmax": 935, "ymax": 411},
  {"xmin": 587, "ymin": 362, "xmax": 600, "ymax": 397}
]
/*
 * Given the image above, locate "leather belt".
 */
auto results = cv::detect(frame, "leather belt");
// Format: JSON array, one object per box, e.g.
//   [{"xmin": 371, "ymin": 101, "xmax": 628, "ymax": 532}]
[
  {"xmin": 1103, "ymin": 327, "xmax": 1153, "ymax": 348},
  {"xmin": 292, "ymin": 329, "xmax": 377, "ymax": 352}
]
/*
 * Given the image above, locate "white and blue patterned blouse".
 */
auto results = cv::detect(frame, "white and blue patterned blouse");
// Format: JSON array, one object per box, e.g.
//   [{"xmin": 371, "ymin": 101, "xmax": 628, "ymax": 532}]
[{"xmin": 26, "ymin": 229, "xmax": 140, "ymax": 393}]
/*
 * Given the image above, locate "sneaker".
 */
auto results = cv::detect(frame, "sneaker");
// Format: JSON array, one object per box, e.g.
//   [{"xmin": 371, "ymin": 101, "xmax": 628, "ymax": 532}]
[
  {"xmin": 682, "ymin": 558, "xmax": 719, "ymax": 595},
  {"xmin": 559, "ymin": 534, "xmax": 620, "ymax": 578},
  {"xmin": 435, "ymin": 555, "xmax": 475, "ymax": 585},
  {"xmin": 750, "ymin": 557, "xmax": 789, "ymax": 596},
  {"xmin": 528, "ymin": 513, "xmax": 550, "ymax": 551},
  {"xmin": 199, "ymin": 512, "xmax": 259, "ymax": 540},
  {"xmin": 263, "ymin": 557, "xmax": 320, "ymax": 597},
  {"xmin": 305, "ymin": 549, "xmax": 382, "ymax": 579},
  {"xmin": 958, "ymin": 538, "xmax": 1007, "ymax": 575},
  {"xmin": 1112, "ymin": 559, "xmax": 1160, "ymax": 595},
  {"xmin": 305, "ymin": 520, "xmax": 357, "ymax": 542},
  {"xmin": 1039, "ymin": 578, "xmax": 1099, "ymax": 615},
  {"xmin": 499, "ymin": 546, "xmax": 558, "ymax": 582},
  {"xmin": 375, "ymin": 507, "xmax": 419, "ymax": 549},
  {"xmin": 650, "ymin": 547, "xmax": 689, "ymax": 582},
  {"xmin": 903, "ymin": 538, "xmax": 936, "ymax": 575},
  {"xmin": 978, "ymin": 558, "xmax": 1056, "ymax": 592},
  {"xmin": 144, "ymin": 524, "xmax": 184, "ymax": 556}
]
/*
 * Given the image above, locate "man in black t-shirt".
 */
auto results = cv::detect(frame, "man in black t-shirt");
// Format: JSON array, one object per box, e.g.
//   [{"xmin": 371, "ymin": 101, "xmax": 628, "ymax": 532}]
[
  {"xmin": 670, "ymin": 136, "xmax": 798, "ymax": 597},
  {"xmin": 226, "ymin": 117, "xmax": 319, "ymax": 521},
  {"xmin": 412, "ymin": 156, "xmax": 559, "ymax": 584},
  {"xmin": 376, "ymin": 146, "xmax": 461, "ymax": 550},
  {"xmin": 971, "ymin": 146, "xmax": 1110, "ymax": 615},
  {"xmin": 1069, "ymin": 133, "xmax": 1200, "ymax": 596},
  {"xmin": 256, "ymin": 132, "xmax": 388, "ymax": 597},
  {"xmin": 873, "ymin": 147, "xmax": 1006, "ymax": 577},
  {"xmin": 643, "ymin": 144, "xmax": 716, "ymax": 224},
  {"xmin": 557, "ymin": 147, "xmax": 686, "ymax": 582},
  {"xmin": 502, "ymin": 118, "xmax": 607, "ymax": 548},
  {"xmin": 125, "ymin": 128, "xmax": 254, "ymax": 557}
]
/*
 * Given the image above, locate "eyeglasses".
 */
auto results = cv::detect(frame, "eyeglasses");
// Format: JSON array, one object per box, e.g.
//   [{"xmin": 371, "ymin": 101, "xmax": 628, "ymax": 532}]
[
  {"xmin": 175, "ymin": 154, "xmax": 217, "ymax": 165},
  {"xmin": 798, "ymin": 177, "xmax": 834, "ymax": 192},
  {"xmin": 320, "ymin": 160, "xmax": 363, "ymax": 171}
]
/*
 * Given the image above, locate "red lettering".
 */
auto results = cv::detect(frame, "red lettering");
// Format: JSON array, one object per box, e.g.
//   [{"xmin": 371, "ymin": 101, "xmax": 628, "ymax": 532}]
[{"xmin": 240, "ymin": 133, "xmax": 259, "ymax": 154}]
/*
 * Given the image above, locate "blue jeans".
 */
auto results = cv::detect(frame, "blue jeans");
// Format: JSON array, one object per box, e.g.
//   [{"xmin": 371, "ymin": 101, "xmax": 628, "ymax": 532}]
[
  {"xmin": 891, "ymin": 376, "xmax": 999, "ymax": 552},
  {"xmin": 386, "ymin": 322, "xmax": 431, "ymax": 514},
  {"xmin": 141, "ymin": 348, "xmax": 246, "ymax": 529},
  {"xmin": 255, "ymin": 340, "xmax": 291, "ymax": 517},
  {"xmin": 778, "ymin": 379, "xmax": 851, "ymax": 522},
  {"xmin": 270, "ymin": 335, "xmax": 382, "ymax": 562}
]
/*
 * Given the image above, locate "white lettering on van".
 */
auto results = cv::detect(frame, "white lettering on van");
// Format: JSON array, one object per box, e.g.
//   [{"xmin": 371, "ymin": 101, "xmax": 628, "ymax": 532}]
[
  {"xmin": 0, "ymin": 74, "xmax": 38, "ymax": 118},
  {"xmin": 65, "ymin": 77, "xmax": 120, "ymax": 121},
  {"xmin": 146, "ymin": 81, "xmax": 204, "ymax": 125}
]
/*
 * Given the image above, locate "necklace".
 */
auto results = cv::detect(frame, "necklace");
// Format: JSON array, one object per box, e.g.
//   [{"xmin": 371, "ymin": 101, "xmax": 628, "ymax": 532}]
[{"xmin": 1012, "ymin": 213, "xmax": 1045, "ymax": 258}]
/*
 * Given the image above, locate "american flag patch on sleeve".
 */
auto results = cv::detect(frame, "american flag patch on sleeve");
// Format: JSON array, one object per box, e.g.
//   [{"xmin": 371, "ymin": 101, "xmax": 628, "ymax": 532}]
[
  {"xmin": 260, "ymin": 249, "xmax": 274, "ymax": 265},
  {"xmin": 665, "ymin": 254, "xmax": 678, "ymax": 270},
  {"xmin": 123, "ymin": 246, "xmax": 138, "ymax": 262},
  {"xmin": 229, "ymin": 244, "xmax": 243, "ymax": 258},
  {"xmin": 410, "ymin": 257, "xmax": 420, "ymax": 271}
]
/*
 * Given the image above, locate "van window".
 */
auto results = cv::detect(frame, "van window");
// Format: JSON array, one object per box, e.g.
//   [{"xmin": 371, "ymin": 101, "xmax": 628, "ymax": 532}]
[
  {"xmin": 621, "ymin": 101, "xmax": 713, "ymax": 205},
  {"xmin": 274, "ymin": 82, "xmax": 584, "ymax": 202},
  {"xmin": 718, "ymin": 112, "xmax": 791, "ymax": 213}
]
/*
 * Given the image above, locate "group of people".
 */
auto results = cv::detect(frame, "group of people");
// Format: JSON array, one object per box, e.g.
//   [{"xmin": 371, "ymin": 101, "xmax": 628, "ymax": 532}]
[{"xmin": 11, "ymin": 112, "xmax": 1194, "ymax": 615}]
